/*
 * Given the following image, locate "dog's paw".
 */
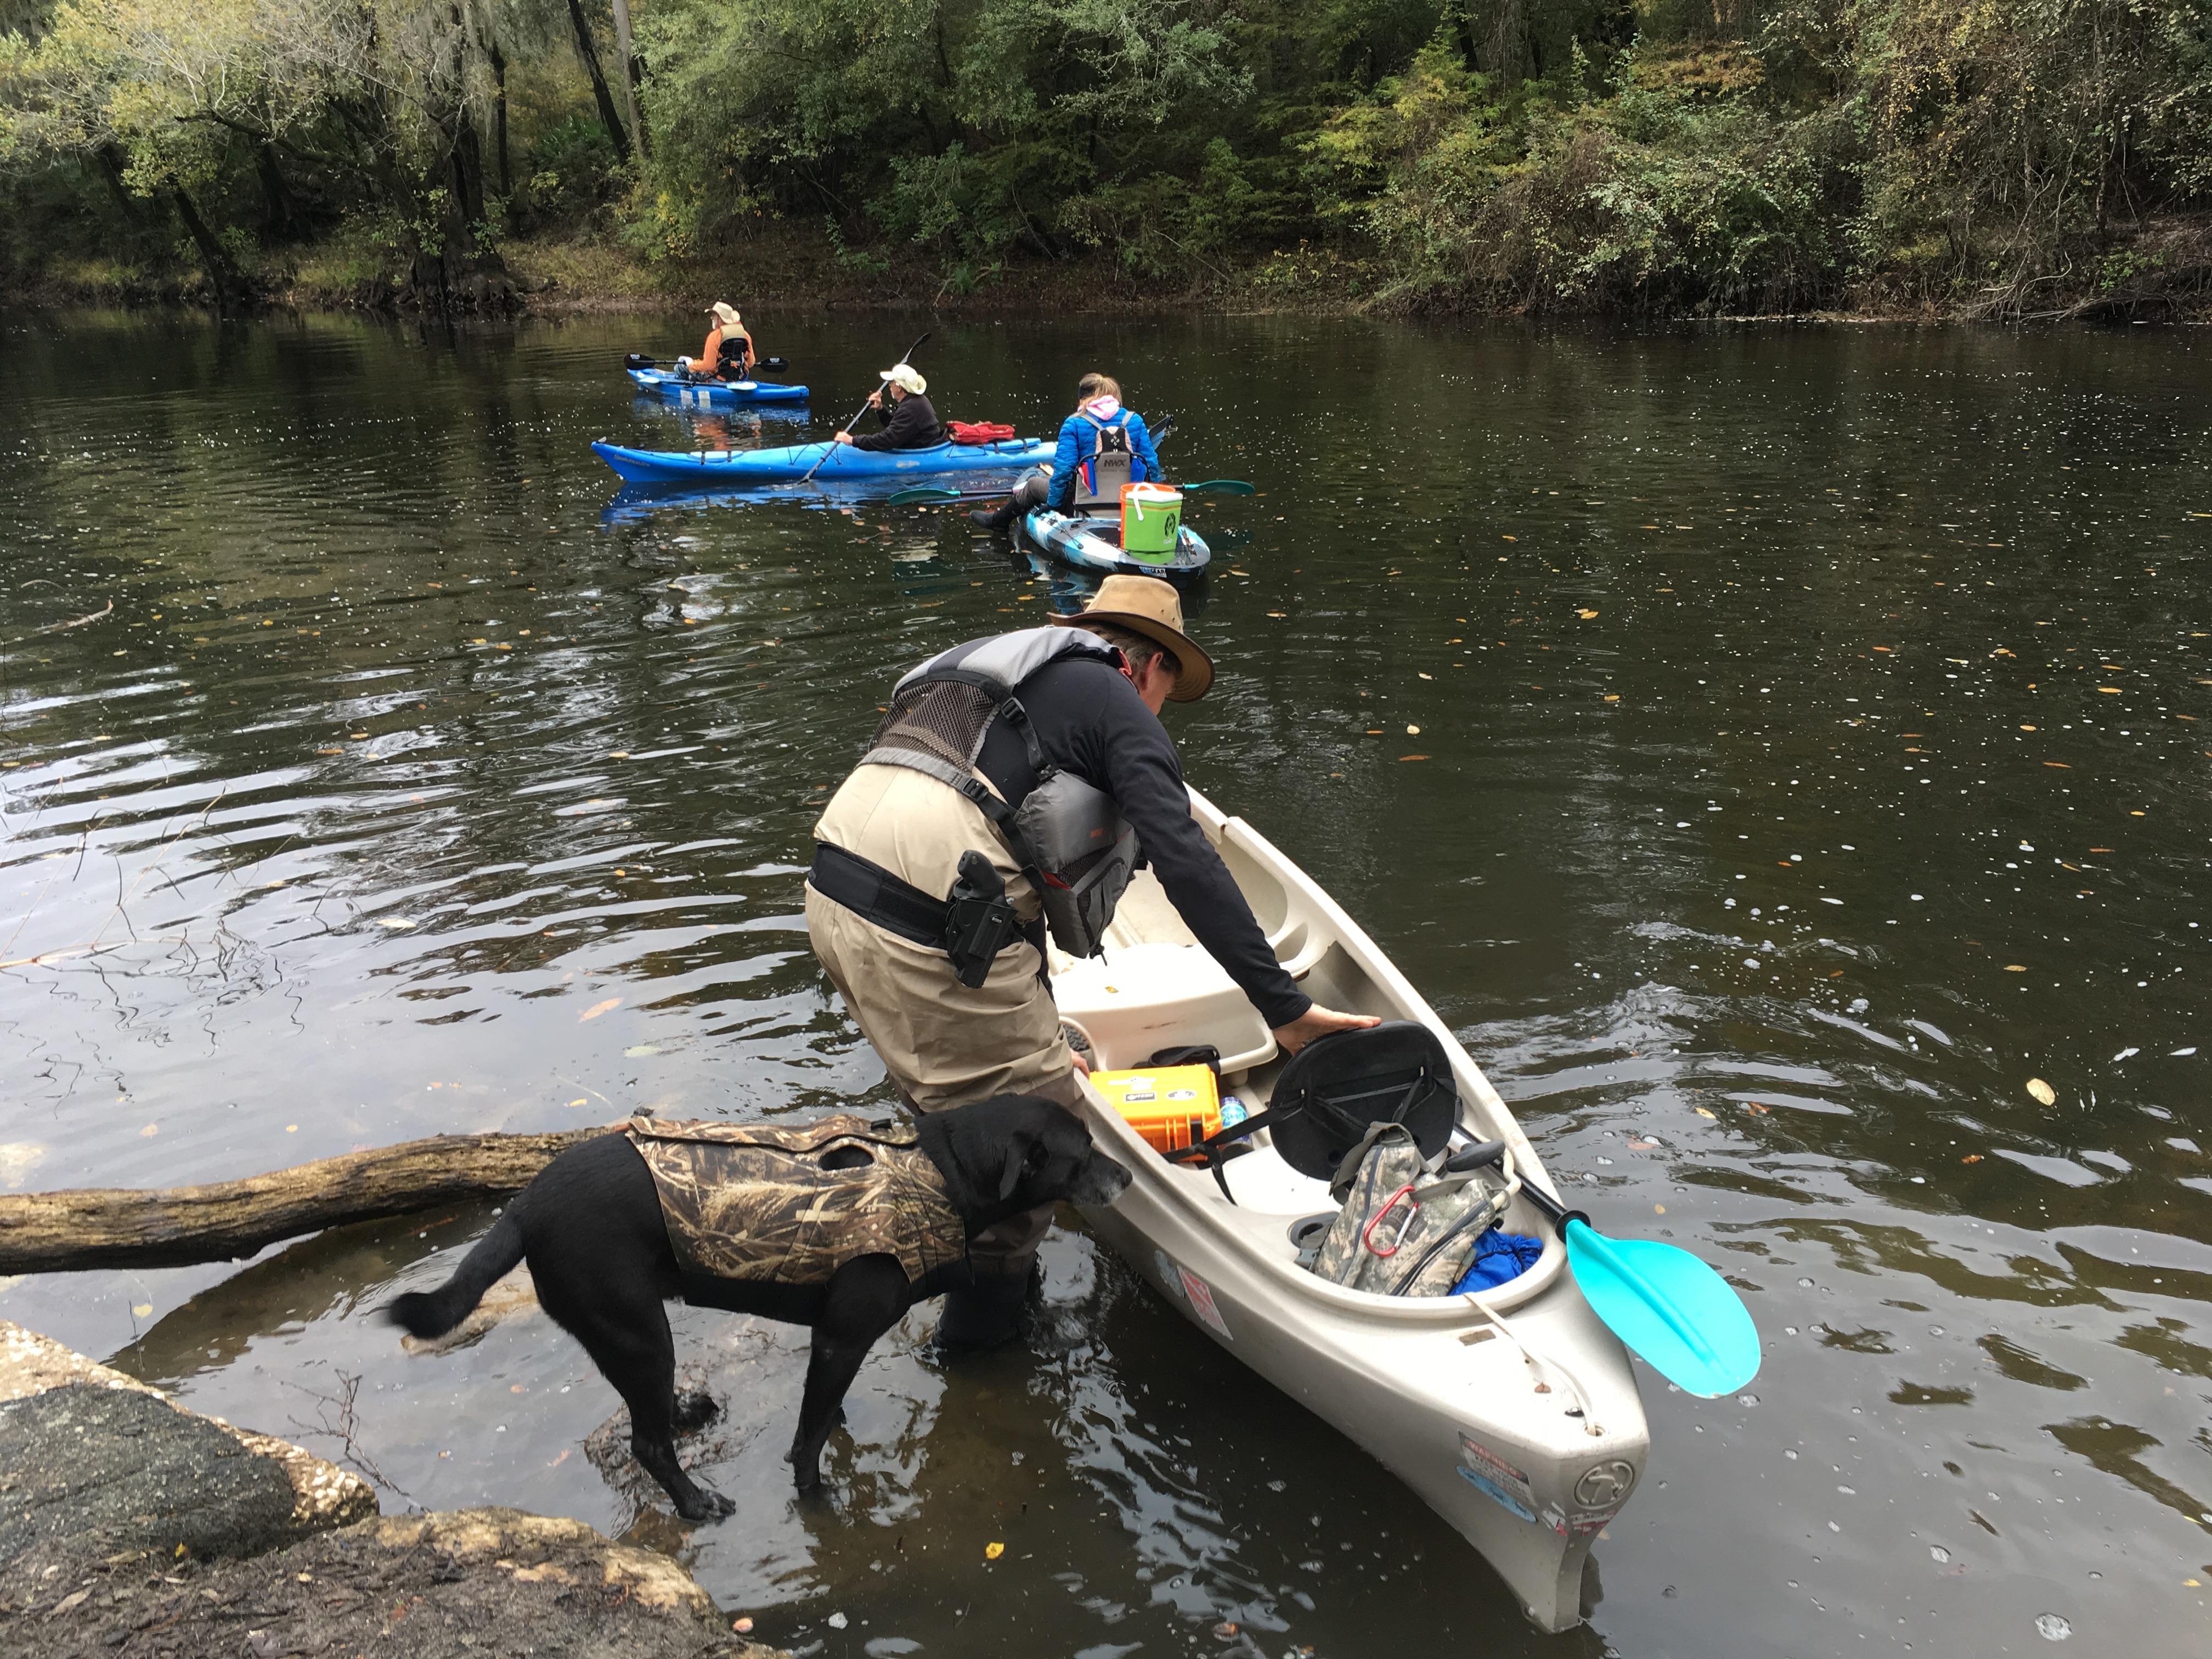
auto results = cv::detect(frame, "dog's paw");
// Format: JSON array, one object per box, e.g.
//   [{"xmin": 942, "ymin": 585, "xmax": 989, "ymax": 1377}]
[
  {"xmin": 673, "ymin": 1390, "xmax": 720, "ymax": 1432},
  {"xmin": 676, "ymin": 1486, "xmax": 737, "ymax": 1522}
]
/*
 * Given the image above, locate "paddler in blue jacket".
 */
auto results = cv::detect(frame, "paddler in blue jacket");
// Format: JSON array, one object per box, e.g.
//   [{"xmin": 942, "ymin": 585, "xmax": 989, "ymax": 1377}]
[{"xmin": 970, "ymin": 373, "xmax": 1162, "ymax": 530}]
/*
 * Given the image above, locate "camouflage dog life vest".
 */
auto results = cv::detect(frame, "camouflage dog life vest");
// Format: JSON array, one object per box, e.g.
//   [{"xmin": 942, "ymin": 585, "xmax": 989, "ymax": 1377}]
[{"xmin": 624, "ymin": 1113, "xmax": 969, "ymax": 1288}]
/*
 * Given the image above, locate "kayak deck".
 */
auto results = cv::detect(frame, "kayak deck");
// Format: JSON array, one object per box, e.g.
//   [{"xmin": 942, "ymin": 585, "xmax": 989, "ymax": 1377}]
[
  {"xmin": 625, "ymin": 367, "xmax": 811, "ymax": 406},
  {"xmin": 1022, "ymin": 506, "xmax": 1210, "ymax": 583},
  {"xmin": 1060, "ymin": 790, "xmax": 1648, "ymax": 1633},
  {"xmin": 591, "ymin": 437, "xmax": 1053, "ymax": 489}
]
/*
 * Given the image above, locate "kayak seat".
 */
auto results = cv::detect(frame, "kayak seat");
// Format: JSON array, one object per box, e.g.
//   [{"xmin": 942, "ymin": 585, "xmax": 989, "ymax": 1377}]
[{"xmin": 1165, "ymin": 1020, "xmax": 1458, "ymax": 1200}]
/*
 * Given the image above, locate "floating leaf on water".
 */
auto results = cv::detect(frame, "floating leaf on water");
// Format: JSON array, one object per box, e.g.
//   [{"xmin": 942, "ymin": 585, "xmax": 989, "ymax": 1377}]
[
  {"xmin": 1578, "ymin": 609, "xmax": 1599, "ymax": 619},
  {"xmin": 2172, "ymin": 1047, "xmax": 2198, "ymax": 1057},
  {"xmin": 984, "ymin": 1541, "xmax": 1005, "ymax": 1560},
  {"xmin": 377, "ymin": 917, "xmax": 417, "ymax": 929},
  {"xmin": 623, "ymin": 1045, "xmax": 659, "ymax": 1058},
  {"xmin": 580, "ymin": 997, "xmax": 622, "ymax": 1022},
  {"xmin": 2026, "ymin": 1078, "xmax": 2057, "ymax": 1105},
  {"xmin": 2005, "ymin": 964, "xmax": 2027, "ymax": 972},
  {"xmin": 1406, "ymin": 724, "xmax": 1420, "ymax": 734},
  {"xmin": 1694, "ymin": 1107, "xmax": 1717, "ymax": 1119},
  {"xmin": 1962, "ymin": 1154, "xmax": 1983, "ymax": 1164},
  {"xmin": 827, "ymin": 1611, "xmax": 849, "ymax": 1630}
]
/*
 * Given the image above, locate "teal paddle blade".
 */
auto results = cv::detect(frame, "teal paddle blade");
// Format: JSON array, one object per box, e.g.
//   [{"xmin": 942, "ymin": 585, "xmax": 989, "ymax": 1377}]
[
  {"xmin": 1181, "ymin": 479, "xmax": 1255, "ymax": 495},
  {"xmin": 887, "ymin": 486, "xmax": 966, "ymax": 505},
  {"xmin": 1564, "ymin": 1219, "xmax": 1760, "ymax": 1397}
]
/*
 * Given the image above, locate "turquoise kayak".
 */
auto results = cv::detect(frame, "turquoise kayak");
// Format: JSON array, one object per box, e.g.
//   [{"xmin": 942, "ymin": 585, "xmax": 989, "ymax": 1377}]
[
  {"xmin": 1021, "ymin": 507, "xmax": 1210, "ymax": 584},
  {"xmin": 626, "ymin": 368, "xmax": 810, "ymax": 407},
  {"xmin": 591, "ymin": 437, "xmax": 1052, "ymax": 487}
]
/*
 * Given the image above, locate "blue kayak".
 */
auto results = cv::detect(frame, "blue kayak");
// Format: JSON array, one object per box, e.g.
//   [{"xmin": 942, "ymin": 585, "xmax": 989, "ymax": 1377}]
[
  {"xmin": 592, "ymin": 436, "xmax": 1052, "ymax": 487},
  {"xmin": 1022, "ymin": 507, "xmax": 1210, "ymax": 585},
  {"xmin": 627, "ymin": 368, "xmax": 811, "ymax": 407}
]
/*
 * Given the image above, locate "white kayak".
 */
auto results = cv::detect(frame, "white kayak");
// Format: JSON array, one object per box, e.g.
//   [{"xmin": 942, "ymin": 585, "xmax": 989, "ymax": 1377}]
[{"xmin": 1059, "ymin": 789, "xmax": 1649, "ymax": 1633}]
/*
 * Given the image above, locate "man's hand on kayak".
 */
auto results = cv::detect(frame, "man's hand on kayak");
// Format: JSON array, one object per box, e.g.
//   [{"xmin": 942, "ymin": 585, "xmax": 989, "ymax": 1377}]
[{"xmin": 1272, "ymin": 1005, "xmax": 1381, "ymax": 1054}]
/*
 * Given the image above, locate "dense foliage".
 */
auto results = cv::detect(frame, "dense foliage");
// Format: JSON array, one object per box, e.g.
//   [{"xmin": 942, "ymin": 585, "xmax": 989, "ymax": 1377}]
[{"xmin": 3, "ymin": 0, "xmax": 2208, "ymax": 314}]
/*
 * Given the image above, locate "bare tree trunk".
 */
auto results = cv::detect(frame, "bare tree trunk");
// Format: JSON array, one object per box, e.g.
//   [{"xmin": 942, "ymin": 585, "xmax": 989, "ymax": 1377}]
[
  {"xmin": 610, "ymin": 0, "xmax": 650, "ymax": 159},
  {"xmin": 0, "ymin": 1127, "xmax": 613, "ymax": 1274},
  {"xmin": 255, "ymin": 143, "xmax": 299, "ymax": 236},
  {"xmin": 566, "ymin": 0, "xmax": 633, "ymax": 163},
  {"xmin": 489, "ymin": 41, "xmax": 512, "ymax": 195},
  {"xmin": 92, "ymin": 145, "xmax": 139, "ymax": 226},
  {"xmin": 168, "ymin": 180, "xmax": 251, "ymax": 311}
]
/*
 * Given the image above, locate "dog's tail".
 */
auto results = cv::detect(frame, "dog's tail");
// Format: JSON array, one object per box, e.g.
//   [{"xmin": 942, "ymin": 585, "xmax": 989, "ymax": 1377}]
[{"xmin": 386, "ymin": 1209, "xmax": 527, "ymax": 1340}]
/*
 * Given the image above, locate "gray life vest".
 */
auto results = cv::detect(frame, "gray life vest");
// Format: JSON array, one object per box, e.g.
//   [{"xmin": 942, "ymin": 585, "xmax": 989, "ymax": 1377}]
[
  {"xmin": 857, "ymin": 627, "xmax": 1140, "ymax": 958},
  {"xmin": 1071, "ymin": 415, "xmax": 1135, "ymax": 510}
]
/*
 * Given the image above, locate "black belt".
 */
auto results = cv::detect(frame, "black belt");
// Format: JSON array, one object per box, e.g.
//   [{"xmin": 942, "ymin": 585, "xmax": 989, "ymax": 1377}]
[
  {"xmin": 809, "ymin": 842, "xmax": 949, "ymax": 949},
  {"xmin": 809, "ymin": 842, "xmax": 1048, "ymax": 984}
]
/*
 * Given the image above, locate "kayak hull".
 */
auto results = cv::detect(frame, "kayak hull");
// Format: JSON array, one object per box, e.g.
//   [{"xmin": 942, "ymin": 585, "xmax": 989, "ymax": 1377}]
[
  {"xmin": 1021, "ymin": 507, "xmax": 1210, "ymax": 584},
  {"xmin": 1063, "ymin": 792, "xmax": 1649, "ymax": 1634},
  {"xmin": 626, "ymin": 367, "xmax": 810, "ymax": 407},
  {"xmin": 591, "ymin": 437, "xmax": 1052, "ymax": 488}
]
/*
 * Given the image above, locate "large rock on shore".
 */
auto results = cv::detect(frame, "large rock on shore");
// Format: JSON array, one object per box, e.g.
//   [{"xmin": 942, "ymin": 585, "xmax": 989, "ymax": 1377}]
[{"xmin": 0, "ymin": 1319, "xmax": 786, "ymax": 1659}]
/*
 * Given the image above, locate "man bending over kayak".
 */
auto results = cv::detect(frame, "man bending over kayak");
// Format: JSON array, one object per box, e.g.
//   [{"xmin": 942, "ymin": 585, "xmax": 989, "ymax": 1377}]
[
  {"xmin": 835, "ymin": 363, "xmax": 944, "ymax": 451},
  {"xmin": 971, "ymin": 373, "xmax": 1161, "ymax": 531},
  {"xmin": 680, "ymin": 302, "xmax": 754, "ymax": 380}
]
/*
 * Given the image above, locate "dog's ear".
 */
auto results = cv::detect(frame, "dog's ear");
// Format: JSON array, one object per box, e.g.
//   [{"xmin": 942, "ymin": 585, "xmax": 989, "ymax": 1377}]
[{"xmin": 998, "ymin": 1131, "xmax": 1040, "ymax": 1200}]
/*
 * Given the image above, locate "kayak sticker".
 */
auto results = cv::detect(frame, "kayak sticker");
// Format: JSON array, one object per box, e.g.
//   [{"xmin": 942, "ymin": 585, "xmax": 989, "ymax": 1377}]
[
  {"xmin": 1458, "ymin": 1434, "xmax": 1535, "ymax": 1508},
  {"xmin": 1457, "ymin": 1465, "xmax": 1537, "ymax": 1525},
  {"xmin": 1175, "ymin": 1266, "xmax": 1233, "ymax": 1341},
  {"xmin": 1573, "ymin": 1459, "xmax": 1638, "ymax": 1509},
  {"xmin": 1153, "ymin": 1249, "xmax": 1183, "ymax": 1299}
]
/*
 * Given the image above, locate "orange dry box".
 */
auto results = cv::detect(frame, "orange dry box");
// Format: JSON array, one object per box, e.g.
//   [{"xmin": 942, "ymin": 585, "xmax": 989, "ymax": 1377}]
[{"xmin": 1091, "ymin": 1065, "xmax": 1223, "ymax": 1154}]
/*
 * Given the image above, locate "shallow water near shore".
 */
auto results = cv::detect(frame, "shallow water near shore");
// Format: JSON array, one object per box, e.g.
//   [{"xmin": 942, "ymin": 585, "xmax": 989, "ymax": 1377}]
[{"xmin": 2, "ymin": 309, "xmax": 2208, "ymax": 1657}]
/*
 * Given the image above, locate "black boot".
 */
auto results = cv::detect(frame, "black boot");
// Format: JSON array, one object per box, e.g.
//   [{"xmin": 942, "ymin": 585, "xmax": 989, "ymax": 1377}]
[
  {"xmin": 968, "ymin": 499, "xmax": 1018, "ymax": 531},
  {"xmin": 934, "ymin": 1263, "xmax": 1041, "ymax": 1355}
]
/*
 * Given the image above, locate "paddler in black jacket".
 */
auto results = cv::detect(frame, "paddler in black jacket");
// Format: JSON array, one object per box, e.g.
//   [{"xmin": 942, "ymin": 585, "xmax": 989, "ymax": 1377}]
[
  {"xmin": 806, "ymin": 574, "xmax": 1377, "ymax": 1349},
  {"xmin": 835, "ymin": 362, "xmax": 942, "ymax": 451}
]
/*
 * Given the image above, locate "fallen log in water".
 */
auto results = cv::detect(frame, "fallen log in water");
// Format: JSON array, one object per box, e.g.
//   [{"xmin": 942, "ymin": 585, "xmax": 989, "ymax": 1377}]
[{"xmin": 0, "ymin": 1127, "xmax": 614, "ymax": 1274}]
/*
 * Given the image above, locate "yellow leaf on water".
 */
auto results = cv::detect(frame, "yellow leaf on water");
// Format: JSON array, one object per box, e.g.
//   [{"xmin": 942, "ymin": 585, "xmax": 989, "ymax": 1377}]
[
  {"xmin": 133, "ymin": 1305, "xmax": 153, "ymax": 1318},
  {"xmin": 581, "ymin": 997, "xmax": 622, "ymax": 1022},
  {"xmin": 2026, "ymin": 1077, "xmax": 2057, "ymax": 1105},
  {"xmin": 1578, "ymin": 609, "xmax": 1599, "ymax": 619},
  {"xmin": 1406, "ymin": 725, "xmax": 1420, "ymax": 735},
  {"xmin": 1693, "ymin": 1107, "xmax": 1716, "ymax": 1119},
  {"xmin": 984, "ymin": 1542, "xmax": 1005, "ymax": 1561},
  {"xmin": 568, "ymin": 1099, "xmax": 589, "ymax": 1108}
]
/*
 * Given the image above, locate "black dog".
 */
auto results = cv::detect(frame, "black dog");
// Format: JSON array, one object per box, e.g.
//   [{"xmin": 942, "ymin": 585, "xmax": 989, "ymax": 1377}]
[{"xmin": 387, "ymin": 1097, "xmax": 1129, "ymax": 1520}]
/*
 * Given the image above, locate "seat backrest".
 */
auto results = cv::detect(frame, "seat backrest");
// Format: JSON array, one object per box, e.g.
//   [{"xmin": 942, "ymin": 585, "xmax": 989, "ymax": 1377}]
[
  {"xmin": 1267, "ymin": 1020, "xmax": 1458, "ymax": 1181},
  {"xmin": 1073, "ymin": 446, "xmax": 1132, "ymax": 509}
]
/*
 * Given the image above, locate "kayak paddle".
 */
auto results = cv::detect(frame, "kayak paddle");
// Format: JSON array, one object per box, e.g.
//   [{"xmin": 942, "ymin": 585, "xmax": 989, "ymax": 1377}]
[
  {"xmin": 625, "ymin": 352, "xmax": 791, "ymax": 374},
  {"xmin": 804, "ymin": 331, "xmax": 930, "ymax": 487},
  {"xmin": 889, "ymin": 479, "xmax": 1252, "ymax": 510},
  {"xmin": 1445, "ymin": 1142, "xmax": 1762, "ymax": 1397}
]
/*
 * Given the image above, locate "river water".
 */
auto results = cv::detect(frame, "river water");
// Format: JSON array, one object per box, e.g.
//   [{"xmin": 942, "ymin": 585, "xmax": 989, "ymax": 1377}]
[{"xmin": 1, "ymin": 312, "xmax": 2207, "ymax": 1657}]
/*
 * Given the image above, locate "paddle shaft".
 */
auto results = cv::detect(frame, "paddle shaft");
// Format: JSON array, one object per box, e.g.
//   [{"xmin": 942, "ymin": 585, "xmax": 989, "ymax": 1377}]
[{"xmin": 804, "ymin": 331, "xmax": 931, "ymax": 486}]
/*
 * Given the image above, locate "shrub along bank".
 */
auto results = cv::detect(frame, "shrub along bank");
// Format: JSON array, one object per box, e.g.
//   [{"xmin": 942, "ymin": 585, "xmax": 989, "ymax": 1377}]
[{"xmin": 3, "ymin": 1, "xmax": 2209, "ymax": 320}]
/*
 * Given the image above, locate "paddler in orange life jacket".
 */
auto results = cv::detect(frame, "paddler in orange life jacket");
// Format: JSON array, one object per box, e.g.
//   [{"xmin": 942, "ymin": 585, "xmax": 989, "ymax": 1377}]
[
  {"xmin": 804, "ymin": 575, "xmax": 1379, "ymax": 1350},
  {"xmin": 970, "ymin": 373, "xmax": 1162, "ymax": 530},
  {"xmin": 680, "ymin": 302, "xmax": 754, "ymax": 381}
]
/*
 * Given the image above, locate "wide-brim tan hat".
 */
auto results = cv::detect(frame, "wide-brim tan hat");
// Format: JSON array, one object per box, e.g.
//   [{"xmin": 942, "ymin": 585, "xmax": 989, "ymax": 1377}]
[
  {"xmin": 1051, "ymin": 573, "xmax": 1213, "ymax": 702},
  {"xmin": 879, "ymin": 363, "xmax": 927, "ymax": 395},
  {"xmin": 707, "ymin": 301, "xmax": 741, "ymax": 325}
]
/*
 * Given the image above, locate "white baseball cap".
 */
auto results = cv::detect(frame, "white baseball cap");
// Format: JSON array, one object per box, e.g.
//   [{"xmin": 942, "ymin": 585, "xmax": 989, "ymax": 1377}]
[{"xmin": 878, "ymin": 363, "xmax": 927, "ymax": 395}]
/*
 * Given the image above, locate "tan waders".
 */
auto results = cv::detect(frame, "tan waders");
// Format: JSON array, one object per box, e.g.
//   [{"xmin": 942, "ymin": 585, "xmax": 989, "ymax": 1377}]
[{"xmin": 807, "ymin": 764, "xmax": 1082, "ymax": 1287}]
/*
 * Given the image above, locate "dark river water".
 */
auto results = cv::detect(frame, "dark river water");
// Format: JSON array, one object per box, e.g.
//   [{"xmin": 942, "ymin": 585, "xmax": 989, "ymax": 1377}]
[{"xmin": 2, "ymin": 311, "xmax": 2208, "ymax": 1658}]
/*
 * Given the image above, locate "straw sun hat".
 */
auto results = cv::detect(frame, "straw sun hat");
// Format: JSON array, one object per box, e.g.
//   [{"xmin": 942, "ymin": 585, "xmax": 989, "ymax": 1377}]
[{"xmin": 1051, "ymin": 573, "xmax": 1214, "ymax": 702}]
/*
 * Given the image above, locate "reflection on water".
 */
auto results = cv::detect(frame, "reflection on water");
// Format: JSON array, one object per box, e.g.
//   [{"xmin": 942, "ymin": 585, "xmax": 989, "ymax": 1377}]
[{"xmin": 2, "ymin": 312, "xmax": 2208, "ymax": 1656}]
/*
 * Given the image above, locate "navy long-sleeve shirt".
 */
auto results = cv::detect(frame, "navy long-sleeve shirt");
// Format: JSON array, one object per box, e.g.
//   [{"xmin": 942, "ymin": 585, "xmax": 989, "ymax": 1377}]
[{"xmin": 974, "ymin": 654, "xmax": 1310, "ymax": 1029}]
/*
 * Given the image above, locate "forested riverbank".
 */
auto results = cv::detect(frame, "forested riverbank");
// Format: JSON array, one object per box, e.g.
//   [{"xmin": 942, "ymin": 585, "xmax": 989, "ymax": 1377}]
[{"xmin": 4, "ymin": 1, "xmax": 2211, "ymax": 321}]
